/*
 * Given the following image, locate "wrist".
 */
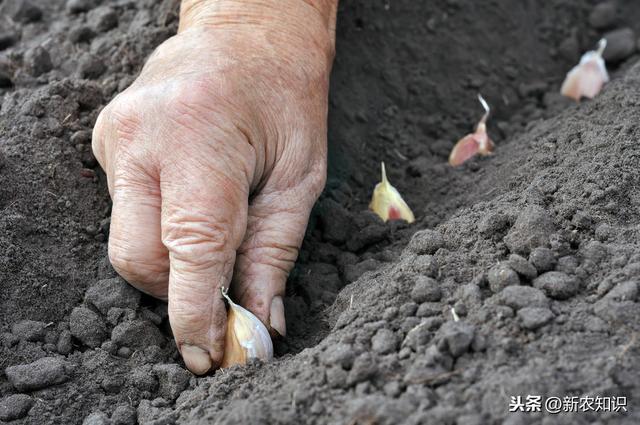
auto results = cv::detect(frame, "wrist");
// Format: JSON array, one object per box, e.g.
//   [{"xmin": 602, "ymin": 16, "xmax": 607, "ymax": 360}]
[{"xmin": 179, "ymin": 0, "xmax": 338, "ymax": 52}]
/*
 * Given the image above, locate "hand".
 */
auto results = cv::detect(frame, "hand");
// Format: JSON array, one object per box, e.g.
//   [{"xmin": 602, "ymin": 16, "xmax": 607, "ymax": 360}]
[{"xmin": 92, "ymin": 0, "xmax": 337, "ymax": 374}]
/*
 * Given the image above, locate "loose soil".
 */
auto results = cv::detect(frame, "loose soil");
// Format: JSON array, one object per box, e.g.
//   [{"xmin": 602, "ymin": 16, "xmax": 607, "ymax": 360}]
[{"xmin": 1, "ymin": 0, "xmax": 640, "ymax": 424}]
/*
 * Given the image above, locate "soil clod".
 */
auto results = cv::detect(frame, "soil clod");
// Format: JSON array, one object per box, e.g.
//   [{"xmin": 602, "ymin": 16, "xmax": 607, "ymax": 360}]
[
  {"xmin": 5, "ymin": 357, "xmax": 72, "ymax": 392},
  {"xmin": 533, "ymin": 271, "xmax": 580, "ymax": 300},
  {"xmin": 0, "ymin": 394, "xmax": 34, "ymax": 421},
  {"xmin": 499, "ymin": 285, "xmax": 549, "ymax": 310}
]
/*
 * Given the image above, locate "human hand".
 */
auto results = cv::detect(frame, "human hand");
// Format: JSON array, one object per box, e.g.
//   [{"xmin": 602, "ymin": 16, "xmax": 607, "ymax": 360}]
[{"xmin": 92, "ymin": 0, "xmax": 337, "ymax": 374}]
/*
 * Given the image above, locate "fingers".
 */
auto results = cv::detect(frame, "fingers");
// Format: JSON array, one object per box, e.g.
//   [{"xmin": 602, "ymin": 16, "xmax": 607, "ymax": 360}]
[
  {"xmin": 93, "ymin": 99, "xmax": 169, "ymax": 299},
  {"xmin": 161, "ymin": 161, "xmax": 249, "ymax": 374},
  {"xmin": 233, "ymin": 169, "xmax": 325, "ymax": 338},
  {"xmin": 109, "ymin": 159, "xmax": 169, "ymax": 299}
]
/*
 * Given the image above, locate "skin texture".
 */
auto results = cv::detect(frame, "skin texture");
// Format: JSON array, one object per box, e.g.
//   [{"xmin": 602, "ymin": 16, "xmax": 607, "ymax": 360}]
[{"xmin": 92, "ymin": 0, "xmax": 338, "ymax": 374}]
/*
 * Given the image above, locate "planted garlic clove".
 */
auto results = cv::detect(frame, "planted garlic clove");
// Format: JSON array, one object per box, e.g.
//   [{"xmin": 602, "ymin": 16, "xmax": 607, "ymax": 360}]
[
  {"xmin": 369, "ymin": 162, "xmax": 415, "ymax": 223},
  {"xmin": 449, "ymin": 94, "xmax": 494, "ymax": 167},
  {"xmin": 220, "ymin": 287, "xmax": 273, "ymax": 368},
  {"xmin": 561, "ymin": 39, "xmax": 609, "ymax": 102},
  {"xmin": 449, "ymin": 134, "xmax": 483, "ymax": 167}
]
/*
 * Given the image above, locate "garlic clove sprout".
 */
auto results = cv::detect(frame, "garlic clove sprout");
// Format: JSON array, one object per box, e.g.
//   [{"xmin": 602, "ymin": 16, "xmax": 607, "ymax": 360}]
[
  {"xmin": 449, "ymin": 94, "xmax": 494, "ymax": 167},
  {"xmin": 220, "ymin": 287, "xmax": 273, "ymax": 368},
  {"xmin": 561, "ymin": 39, "xmax": 609, "ymax": 102},
  {"xmin": 369, "ymin": 162, "xmax": 415, "ymax": 223}
]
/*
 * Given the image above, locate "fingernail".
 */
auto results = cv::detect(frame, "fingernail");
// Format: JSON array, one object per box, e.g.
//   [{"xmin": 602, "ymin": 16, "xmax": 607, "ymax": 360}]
[
  {"xmin": 181, "ymin": 344, "xmax": 212, "ymax": 375},
  {"xmin": 269, "ymin": 296, "xmax": 286, "ymax": 337}
]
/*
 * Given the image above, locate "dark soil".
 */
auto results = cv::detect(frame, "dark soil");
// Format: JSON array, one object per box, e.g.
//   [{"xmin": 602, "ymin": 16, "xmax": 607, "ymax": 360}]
[{"xmin": 1, "ymin": 0, "xmax": 640, "ymax": 424}]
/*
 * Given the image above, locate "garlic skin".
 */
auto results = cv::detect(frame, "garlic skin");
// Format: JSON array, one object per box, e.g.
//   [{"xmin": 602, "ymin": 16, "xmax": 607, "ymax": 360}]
[
  {"xmin": 561, "ymin": 39, "xmax": 609, "ymax": 102},
  {"xmin": 449, "ymin": 94, "xmax": 494, "ymax": 167},
  {"xmin": 220, "ymin": 288, "xmax": 273, "ymax": 368},
  {"xmin": 369, "ymin": 162, "xmax": 415, "ymax": 223}
]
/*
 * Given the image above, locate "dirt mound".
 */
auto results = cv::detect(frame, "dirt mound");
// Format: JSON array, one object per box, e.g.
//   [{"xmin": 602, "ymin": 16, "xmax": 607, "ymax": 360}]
[{"xmin": 1, "ymin": 0, "xmax": 639, "ymax": 424}]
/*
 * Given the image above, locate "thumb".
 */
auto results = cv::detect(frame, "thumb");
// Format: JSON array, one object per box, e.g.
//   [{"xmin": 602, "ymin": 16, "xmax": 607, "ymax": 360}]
[
  {"xmin": 161, "ymin": 163, "xmax": 249, "ymax": 374},
  {"xmin": 232, "ymin": 176, "xmax": 324, "ymax": 337}
]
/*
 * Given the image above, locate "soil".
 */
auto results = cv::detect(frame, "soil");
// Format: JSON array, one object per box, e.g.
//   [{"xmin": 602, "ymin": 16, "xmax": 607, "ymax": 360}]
[{"xmin": 1, "ymin": 0, "xmax": 640, "ymax": 424}]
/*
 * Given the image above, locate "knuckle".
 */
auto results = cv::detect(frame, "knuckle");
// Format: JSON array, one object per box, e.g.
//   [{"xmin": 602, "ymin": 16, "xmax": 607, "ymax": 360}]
[
  {"xmin": 91, "ymin": 94, "xmax": 144, "ymax": 170},
  {"xmin": 101, "ymin": 92, "xmax": 144, "ymax": 142},
  {"xmin": 108, "ymin": 237, "xmax": 167, "ymax": 287},
  {"xmin": 169, "ymin": 297, "xmax": 210, "ymax": 330},
  {"xmin": 240, "ymin": 237, "xmax": 299, "ymax": 276},
  {"xmin": 111, "ymin": 164, "xmax": 156, "ymax": 196},
  {"xmin": 260, "ymin": 243, "xmax": 299, "ymax": 273},
  {"xmin": 162, "ymin": 213, "xmax": 233, "ymax": 267},
  {"xmin": 110, "ymin": 101, "xmax": 142, "ymax": 141}
]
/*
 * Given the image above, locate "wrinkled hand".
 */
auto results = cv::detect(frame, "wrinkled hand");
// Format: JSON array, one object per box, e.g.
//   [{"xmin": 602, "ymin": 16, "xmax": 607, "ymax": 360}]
[{"xmin": 92, "ymin": 0, "xmax": 336, "ymax": 374}]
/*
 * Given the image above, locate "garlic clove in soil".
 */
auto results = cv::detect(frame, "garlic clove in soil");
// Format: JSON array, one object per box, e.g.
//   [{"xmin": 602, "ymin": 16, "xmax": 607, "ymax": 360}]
[
  {"xmin": 220, "ymin": 287, "xmax": 273, "ymax": 368},
  {"xmin": 449, "ymin": 94, "xmax": 495, "ymax": 167},
  {"xmin": 369, "ymin": 162, "xmax": 415, "ymax": 223},
  {"xmin": 561, "ymin": 38, "xmax": 609, "ymax": 102}
]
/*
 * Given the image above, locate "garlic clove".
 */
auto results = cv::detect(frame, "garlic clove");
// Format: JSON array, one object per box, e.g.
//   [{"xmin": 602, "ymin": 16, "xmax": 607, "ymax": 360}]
[
  {"xmin": 449, "ymin": 134, "xmax": 483, "ymax": 167},
  {"xmin": 561, "ymin": 39, "xmax": 609, "ymax": 102},
  {"xmin": 449, "ymin": 94, "xmax": 494, "ymax": 167},
  {"xmin": 220, "ymin": 287, "xmax": 273, "ymax": 368},
  {"xmin": 369, "ymin": 162, "xmax": 415, "ymax": 223}
]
